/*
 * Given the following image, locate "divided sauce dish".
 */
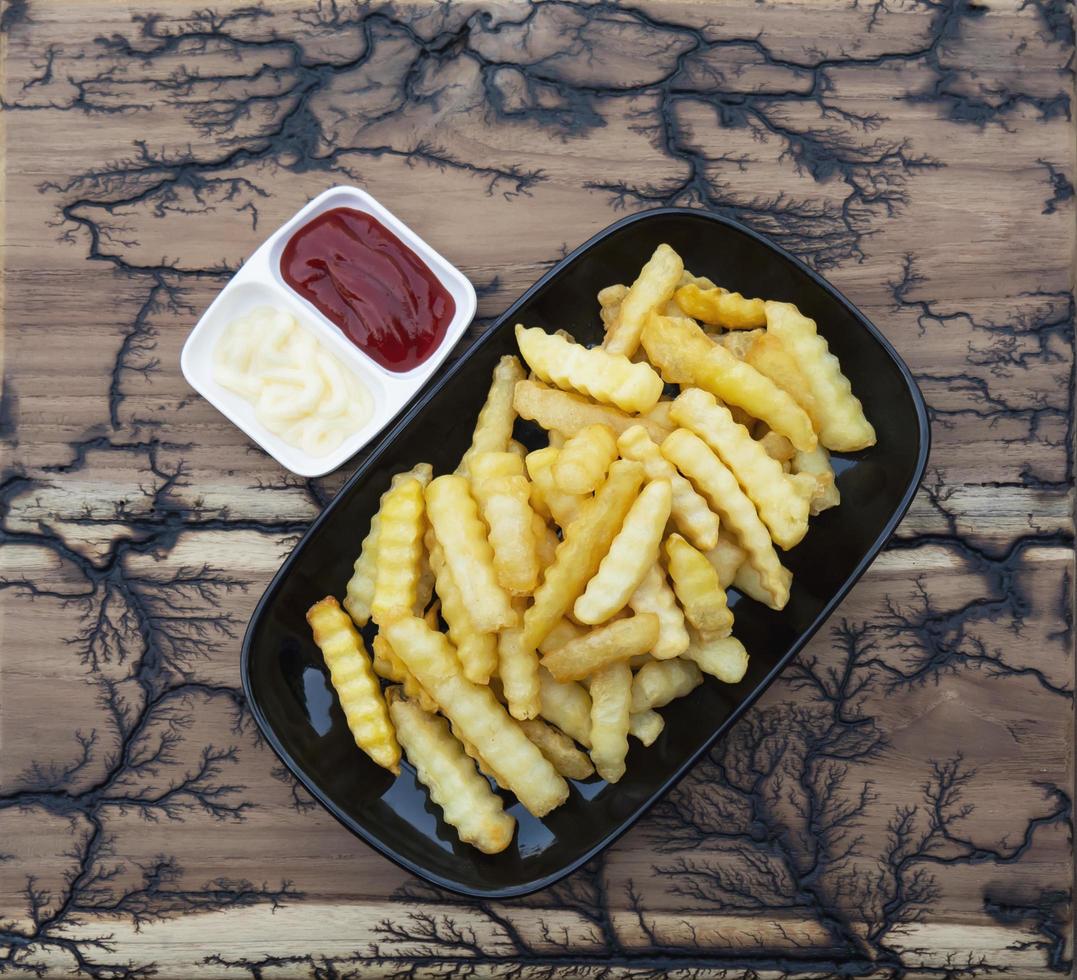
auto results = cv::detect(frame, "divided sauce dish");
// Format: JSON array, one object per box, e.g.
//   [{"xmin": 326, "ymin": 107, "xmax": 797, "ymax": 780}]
[
  {"xmin": 241, "ymin": 207, "xmax": 930, "ymax": 897},
  {"xmin": 181, "ymin": 185, "xmax": 477, "ymax": 477}
]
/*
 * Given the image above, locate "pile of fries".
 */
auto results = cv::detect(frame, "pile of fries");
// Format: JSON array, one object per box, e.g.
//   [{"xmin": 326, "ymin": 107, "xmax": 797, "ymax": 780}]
[{"xmin": 306, "ymin": 243, "xmax": 876, "ymax": 854}]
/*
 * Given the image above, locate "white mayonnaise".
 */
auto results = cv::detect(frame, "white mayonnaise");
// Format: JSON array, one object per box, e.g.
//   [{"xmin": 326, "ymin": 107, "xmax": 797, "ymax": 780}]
[{"xmin": 213, "ymin": 306, "xmax": 373, "ymax": 457}]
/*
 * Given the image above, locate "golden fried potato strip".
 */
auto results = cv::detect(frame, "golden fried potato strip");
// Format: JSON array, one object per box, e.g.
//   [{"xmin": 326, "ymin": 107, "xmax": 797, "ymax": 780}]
[
  {"xmin": 664, "ymin": 532, "xmax": 734, "ymax": 635},
  {"xmin": 630, "ymin": 658, "xmax": 703, "ymax": 712},
  {"xmin": 662, "ymin": 429, "xmax": 790, "ymax": 610},
  {"xmin": 672, "ymin": 388, "xmax": 812, "ymax": 551},
  {"xmin": 541, "ymin": 614, "xmax": 660, "ymax": 682},
  {"xmin": 513, "ymin": 380, "xmax": 673, "ymax": 443},
  {"xmin": 538, "ymin": 666, "xmax": 592, "ymax": 747},
  {"xmin": 523, "ymin": 460, "xmax": 645, "ymax": 650},
  {"xmin": 516, "ymin": 324, "xmax": 664, "ymax": 414},
  {"xmin": 605, "ymin": 243, "xmax": 684, "ymax": 357},
  {"xmin": 682, "ymin": 630, "xmax": 750, "ymax": 684},
  {"xmin": 307, "ymin": 597, "xmax": 400, "ymax": 774},
  {"xmin": 793, "ymin": 445, "xmax": 841, "ymax": 514},
  {"xmin": 704, "ymin": 532, "xmax": 747, "ymax": 590},
  {"xmin": 628, "ymin": 709, "xmax": 665, "ymax": 746},
  {"xmin": 526, "ymin": 447, "xmax": 586, "ymax": 528},
  {"xmin": 764, "ymin": 301, "xmax": 876, "ymax": 452},
  {"xmin": 744, "ymin": 332, "xmax": 821, "ymax": 432},
  {"xmin": 382, "ymin": 615, "xmax": 568, "ymax": 817},
  {"xmin": 426, "ymin": 530, "xmax": 498, "ymax": 685},
  {"xmin": 371, "ymin": 477, "xmax": 426, "ymax": 624},
  {"xmin": 627, "ymin": 562, "xmax": 690, "ymax": 660},
  {"xmin": 589, "ymin": 661, "xmax": 633, "ymax": 783},
  {"xmin": 425, "ymin": 475, "xmax": 517, "ymax": 634},
  {"xmin": 519, "ymin": 718, "xmax": 595, "ymax": 780},
  {"xmin": 618, "ymin": 424, "xmax": 719, "ymax": 551},
  {"xmin": 372, "ymin": 633, "xmax": 438, "ymax": 713},
  {"xmin": 344, "ymin": 464, "xmax": 432, "ymax": 627},
  {"xmin": 674, "ymin": 283, "xmax": 766, "ymax": 329},
  {"xmin": 574, "ymin": 479, "xmax": 672, "ymax": 625},
  {"xmin": 470, "ymin": 452, "xmax": 540, "ymax": 596},
  {"xmin": 553, "ymin": 424, "xmax": 618, "ymax": 495},
  {"xmin": 642, "ymin": 314, "xmax": 816, "ymax": 452},
  {"xmin": 387, "ymin": 689, "xmax": 516, "ymax": 854},
  {"xmin": 498, "ymin": 597, "xmax": 541, "ymax": 721},
  {"xmin": 457, "ymin": 355, "xmax": 526, "ymax": 476}
]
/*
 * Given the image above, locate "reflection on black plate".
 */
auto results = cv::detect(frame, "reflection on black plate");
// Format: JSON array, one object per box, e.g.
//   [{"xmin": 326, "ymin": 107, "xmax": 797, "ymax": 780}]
[{"xmin": 241, "ymin": 207, "xmax": 930, "ymax": 898}]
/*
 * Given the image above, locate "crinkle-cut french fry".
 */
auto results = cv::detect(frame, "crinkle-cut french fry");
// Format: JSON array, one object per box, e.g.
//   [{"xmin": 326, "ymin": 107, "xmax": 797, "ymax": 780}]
[
  {"xmin": 662, "ymin": 429, "xmax": 790, "ymax": 610},
  {"xmin": 387, "ymin": 690, "xmax": 516, "ymax": 854},
  {"xmin": 307, "ymin": 597, "xmax": 400, "ymax": 774},
  {"xmin": 499, "ymin": 598, "xmax": 541, "ymax": 720},
  {"xmin": 457, "ymin": 355, "xmax": 526, "ymax": 476},
  {"xmin": 599, "ymin": 283, "xmax": 629, "ymax": 309},
  {"xmin": 516, "ymin": 325, "xmax": 664, "ymax": 414},
  {"xmin": 373, "ymin": 633, "xmax": 438, "ymax": 713},
  {"xmin": 628, "ymin": 709, "xmax": 665, "ymax": 746},
  {"xmin": 344, "ymin": 464, "xmax": 433, "ymax": 626},
  {"xmin": 764, "ymin": 301, "xmax": 876, "ymax": 452},
  {"xmin": 532, "ymin": 512, "xmax": 560, "ymax": 568},
  {"xmin": 682, "ymin": 630, "xmax": 750, "ymax": 684},
  {"xmin": 519, "ymin": 718, "xmax": 595, "ymax": 780},
  {"xmin": 553, "ymin": 424, "xmax": 618, "ymax": 495},
  {"xmin": 448, "ymin": 717, "xmax": 508, "ymax": 789},
  {"xmin": 526, "ymin": 447, "xmax": 586, "ymax": 528},
  {"xmin": 643, "ymin": 400, "xmax": 677, "ymax": 432},
  {"xmin": 604, "ymin": 243, "xmax": 684, "ymax": 357},
  {"xmin": 371, "ymin": 477, "xmax": 426, "ymax": 624},
  {"xmin": 541, "ymin": 614, "xmax": 659, "ymax": 682},
  {"xmin": 470, "ymin": 452, "xmax": 540, "ymax": 596},
  {"xmin": 618, "ymin": 425, "xmax": 720, "ymax": 551},
  {"xmin": 538, "ymin": 666, "xmax": 592, "ymax": 747},
  {"xmin": 642, "ymin": 314, "xmax": 816, "ymax": 452},
  {"xmin": 744, "ymin": 332, "xmax": 821, "ymax": 432},
  {"xmin": 589, "ymin": 661, "xmax": 633, "ymax": 783},
  {"xmin": 627, "ymin": 563, "xmax": 690, "ymax": 659},
  {"xmin": 425, "ymin": 475, "xmax": 517, "ymax": 634},
  {"xmin": 575, "ymin": 479, "xmax": 672, "ymax": 624},
  {"xmin": 382, "ymin": 616, "xmax": 568, "ymax": 817},
  {"xmin": 793, "ymin": 445, "xmax": 841, "ymax": 514},
  {"xmin": 537, "ymin": 617, "xmax": 587, "ymax": 656},
  {"xmin": 672, "ymin": 388, "xmax": 812, "ymax": 551},
  {"xmin": 674, "ymin": 283, "xmax": 767, "ymax": 329},
  {"xmin": 759, "ymin": 430, "xmax": 796, "ymax": 462},
  {"xmin": 715, "ymin": 328, "xmax": 765, "ymax": 360},
  {"xmin": 426, "ymin": 530, "xmax": 498, "ymax": 685},
  {"xmin": 514, "ymin": 380, "xmax": 673, "ymax": 443},
  {"xmin": 664, "ymin": 532, "xmax": 734, "ymax": 635},
  {"xmin": 704, "ymin": 533, "xmax": 747, "ymax": 590},
  {"xmin": 523, "ymin": 460, "xmax": 646, "ymax": 650},
  {"xmin": 680, "ymin": 270, "xmax": 717, "ymax": 290},
  {"xmin": 731, "ymin": 559, "xmax": 791, "ymax": 612},
  {"xmin": 630, "ymin": 658, "xmax": 703, "ymax": 712}
]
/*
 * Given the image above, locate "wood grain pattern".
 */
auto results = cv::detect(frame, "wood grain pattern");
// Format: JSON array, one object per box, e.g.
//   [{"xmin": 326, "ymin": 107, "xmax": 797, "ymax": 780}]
[{"xmin": 0, "ymin": 0, "xmax": 1073, "ymax": 976}]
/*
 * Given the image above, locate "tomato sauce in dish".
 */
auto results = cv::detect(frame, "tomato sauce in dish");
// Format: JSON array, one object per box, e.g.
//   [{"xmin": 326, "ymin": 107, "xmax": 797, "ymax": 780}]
[{"xmin": 280, "ymin": 207, "xmax": 455, "ymax": 373}]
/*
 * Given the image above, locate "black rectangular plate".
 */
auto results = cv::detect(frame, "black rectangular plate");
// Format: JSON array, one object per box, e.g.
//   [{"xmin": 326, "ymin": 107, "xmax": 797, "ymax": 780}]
[{"xmin": 241, "ymin": 207, "xmax": 930, "ymax": 898}]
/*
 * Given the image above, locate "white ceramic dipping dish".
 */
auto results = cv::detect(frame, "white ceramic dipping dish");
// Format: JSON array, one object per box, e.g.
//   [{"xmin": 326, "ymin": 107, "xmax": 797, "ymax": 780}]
[{"xmin": 180, "ymin": 185, "xmax": 477, "ymax": 477}]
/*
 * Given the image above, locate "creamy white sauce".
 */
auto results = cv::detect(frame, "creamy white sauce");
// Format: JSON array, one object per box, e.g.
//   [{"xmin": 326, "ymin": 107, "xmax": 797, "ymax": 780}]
[{"xmin": 213, "ymin": 306, "xmax": 373, "ymax": 457}]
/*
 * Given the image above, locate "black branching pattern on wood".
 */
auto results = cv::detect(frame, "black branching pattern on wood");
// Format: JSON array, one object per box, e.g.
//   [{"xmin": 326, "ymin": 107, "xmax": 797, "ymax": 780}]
[{"xmin": 0, "ymin": 0, "xmax": 1072, "ymax": 976}]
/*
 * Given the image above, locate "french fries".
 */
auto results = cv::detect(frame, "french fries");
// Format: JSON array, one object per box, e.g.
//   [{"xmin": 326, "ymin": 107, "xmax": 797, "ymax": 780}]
[
  {"xmin": 642, "ymin": 313, "xmax": 816, "ymax": 452},
  {"xmin": 458, "ymin": 355, "xmax": 526, "ymax": 476},
  {"xmin": 574, "ymin": 479, "xmax": 672, "ymax": 625},
  {"xmin": 516, "ymin": 324, "xmax": 664, "ymax": 414},
  {"xmin": 553, "ymin": 424, "xmax": 618, "ymax": 495},
  {"xmin": 307, "ymin": 597, "xmax": 400, "ymax": 774},
  {"xmin": 662, "ymin": 428, "xmax": 791, "ymax": 610},
  {"xmin": 605, "ymin": 243, "xmax": 684, "ymax": 357},
  {"xmin": 425, "ymin": 475, "xmax": 517, "ymax": 634},
  {"xmin": 513, "ymin": 379, "xmax": 673, "ymax": 443},
  {"xmin": 764, "ymin": 301, "xmax": 876, "ymax": 452},
  {"xmin": 617, "ymin": 425, "xmax": 719, "ymax": 550},
  {"xmin": 309, "ymin": 243, "xmax": 875, "ymax": 854},
  {"xmin": 672, "ymin": 388, "xmax": 813, "ymax": 551},
  {"xmin": 541, "ymin": 614, "xmax": 660, "ymax": 682},
  {"xmin": 382, "ymin": 615, "xmax": 568, "ymax": 816},
  {"xmin": 388, "ymin": 689, "xmax": 516, "ymax": 853}
]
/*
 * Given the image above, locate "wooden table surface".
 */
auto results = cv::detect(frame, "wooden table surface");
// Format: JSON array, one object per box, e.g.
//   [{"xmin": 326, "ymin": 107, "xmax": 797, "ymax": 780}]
[{"xmin": 1, "ymin": 0, "xmax": 1073, "ymax": 976}]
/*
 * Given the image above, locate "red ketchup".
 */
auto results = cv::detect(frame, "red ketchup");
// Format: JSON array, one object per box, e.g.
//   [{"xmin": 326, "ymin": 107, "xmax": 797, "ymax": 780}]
[{"xmin": 280, "ymin": 207, "xmax": 455, "ymax": 373}]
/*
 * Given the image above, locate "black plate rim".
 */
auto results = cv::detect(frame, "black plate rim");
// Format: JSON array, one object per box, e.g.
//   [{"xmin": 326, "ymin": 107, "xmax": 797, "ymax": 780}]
[{"xmin": 240, "ymin": 205, "xmax": 932, "ymax": 899}]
